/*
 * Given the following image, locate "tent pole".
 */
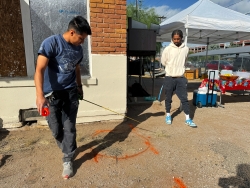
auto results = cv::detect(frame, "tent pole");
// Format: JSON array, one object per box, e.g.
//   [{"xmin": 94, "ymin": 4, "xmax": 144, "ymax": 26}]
[
  {"xmin": 205, "ymin": 37, "xmax": 209, "ymax": 68},
  {"xmin": 218, "ymin": 55, "xmax": 220, "ymax": 72},
  {"xmin": 152, "ymin": 55, "xmax": 155, "ymax": 97},
  {"xmin": 139, "ymin": 57, "xmax": 143, "ymax": 84},
  {"xmin": 185, "ymin": 28, "xmax": 188, "ymax": 45},
  {"xmin": 185, "ymin": 15, "xmax": 189, "ymax": 45},
  {"xmin": 241, "ymin": 56, "xmax": 243, "ymax": 70}
]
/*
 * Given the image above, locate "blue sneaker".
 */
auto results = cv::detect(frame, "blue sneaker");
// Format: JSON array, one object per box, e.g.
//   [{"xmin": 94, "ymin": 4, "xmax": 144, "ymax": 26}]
[
  {"xmin": 165, "ymin": 115, "xmax": 172, "ymax": 125},
  {"xmin": 185, "ymin": 119, "xmax": 197, "ymax": 128}
]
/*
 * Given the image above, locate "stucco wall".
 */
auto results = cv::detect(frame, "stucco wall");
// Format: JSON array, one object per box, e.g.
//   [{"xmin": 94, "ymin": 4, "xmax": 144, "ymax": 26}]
[
  {"xmin": 77, "ymin": 54, "xmax": 127, "ymax": 123},
  {"xmin": 0, "ymin": 81, "xmax": 36, "ymax": 127},
  {"xmin": 0, "ymin": 54, "xmax": 127, "ymax": 128}
]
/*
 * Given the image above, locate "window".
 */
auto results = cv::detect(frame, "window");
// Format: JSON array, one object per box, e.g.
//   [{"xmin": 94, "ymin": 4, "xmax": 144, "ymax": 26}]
[
  {"xmin": 29, "ymin": 0, "xmax": 90, "ymax": 76},
  {"xmin": 0, "ymin": 0, "xmax": 27, "ymax": 77}
]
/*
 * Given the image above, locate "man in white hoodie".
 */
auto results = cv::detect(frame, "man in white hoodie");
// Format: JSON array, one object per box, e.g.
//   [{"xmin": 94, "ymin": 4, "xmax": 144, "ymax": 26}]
[{"xmin": 161, "ymin": 30, "xmax": 197, "ymax": 128}]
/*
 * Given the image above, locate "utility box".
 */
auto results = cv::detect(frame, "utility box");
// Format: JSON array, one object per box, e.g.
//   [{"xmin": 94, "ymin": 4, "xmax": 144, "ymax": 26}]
[
  {"xmin": 184, "ymin": 70, "xmax": 195, "ymax": 80},
  {"xmin": 127, "ymin": 17, "xmax": 157, "ymax": 57},
  {"xmin": 195, "ymin": 68, "xmax": 201, "ymax": 78},
  {"xmin": 19, "ymin": 108, "xmax": 44, "ymax": 125}
]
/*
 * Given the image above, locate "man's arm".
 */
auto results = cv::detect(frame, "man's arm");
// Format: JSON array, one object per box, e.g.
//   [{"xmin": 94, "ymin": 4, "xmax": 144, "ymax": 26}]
[
  {"xmin": 161, "ymin": 47, "xmax": 168, "ymax": 67},
  {"xmin": 184, "ymin": 48, "xmax": 189, "ymax": 66},
  {"xmin": 34, "ymin": 55, "xmax": 49, "ymax": 114},
  {"xmin": 75, "ymin": 63, "xmax": 83, "ymax": 98}
]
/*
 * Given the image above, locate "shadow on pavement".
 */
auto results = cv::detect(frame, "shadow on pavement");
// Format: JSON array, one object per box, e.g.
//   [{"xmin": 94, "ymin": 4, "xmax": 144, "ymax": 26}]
[
  {"xmin": 0, "ymin": 120, "xmax": 10, "ymax": 168},
  {"xmin": 170, "ymin": 99, "xmax": 197, "ymax": 121},
  {"xmin": 0, "ymin": 155, "xmax": 12, "ymax": 168},
  {"xmin": 0, "ymin": 123, "xmax": 10, "ymax": 144},
  {"xmin": 219, "ymin": 93, "xmax": 250, "ymax": 105},
  {"xmin": 73, "ymin": 103, "xmax": 165, "ymax": 175},
  {"xmin": 73, "ymin": 79, "xmax": 202, "ymax": 175},
  {"xmin": 218, "ymin": 164, "xmax": 250, "ymax": 188}
]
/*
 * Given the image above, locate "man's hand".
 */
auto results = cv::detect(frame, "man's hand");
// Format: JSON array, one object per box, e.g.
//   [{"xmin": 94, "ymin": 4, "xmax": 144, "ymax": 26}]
[
  {"xmin": 34, "ymin": 55, "xmax": 49, "ymax": 114},
  {"xmin": 77, "ymin": 86, "xmax": 84, "ymax": 100},
  {"xmin": 75, "ymin": 64, "xmax": 83, "ymax": 100},
  {"xmin": 36, "ymin": 95, "xmax": 48, "ymax": 115}
]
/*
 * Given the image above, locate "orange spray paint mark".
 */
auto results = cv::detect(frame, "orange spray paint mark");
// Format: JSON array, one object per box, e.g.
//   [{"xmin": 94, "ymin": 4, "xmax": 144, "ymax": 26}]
[
  {"xmin": 173, "ymin": 177, "xmax": 187, "ymax": 188},
  {"xmin": 128, "ymin": 124, "xmax": 135, "ymax": 130},
  {"xmin": 145, "ymin": 141, "xmax": 159, "ymax": 154},
  {"xmin": 93, "ymin": 155, "xmax": 99, "ymax": 163},
  {"xmin": 89, "ymin": 124, "xmax": 158, "ymax": 163},
  {"xmin": 149, "ymin": 146, "xmax": 159, "ymax": 154},
  {"xmin": 92, "ymin": 130, "xmax": 112, "ymax": 137}
]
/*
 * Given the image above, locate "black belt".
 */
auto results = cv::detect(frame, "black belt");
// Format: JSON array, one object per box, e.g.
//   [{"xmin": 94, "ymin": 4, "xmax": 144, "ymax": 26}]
[{"xmin": 166, "ymin": 76, "xmax": 183, "ymax": 78}]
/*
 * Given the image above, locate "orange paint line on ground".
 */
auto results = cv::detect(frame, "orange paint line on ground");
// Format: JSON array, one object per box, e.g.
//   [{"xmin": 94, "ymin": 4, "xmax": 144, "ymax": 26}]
[
  {"xmin": 173, "ymin": 177, "xmax": 187, "ymax": 188},
  {"xmin": 149, "ymin": 146, "xmax": 159, "ymax": 154},
  {"xmin": 145, "ymin": 141, "xmax": 159, "ymax": 154},
  {"xmin": 93, "ymin": 141, "xmax": 159, "ymax": 162},
  {"xmin": 92, "ymin": 130, "xmax": 113, "ymax": 137},
  {"xmin": 93, "ymin": 155, "xmax": 99, "ymax": 163},
  {"xmin": 128, "ymin": 124, "xmax": 136, "ymax": 129},
  {"xmin": 89, "ymin": 124, "xmax": 158, "ymax": 162},
  {"xmin": 129, "ymin": 124, "xmax": 152, "ymax": 141},
  {"xmin": 93, "ymin": 146, "xmax": 150, "ymax": 162}
]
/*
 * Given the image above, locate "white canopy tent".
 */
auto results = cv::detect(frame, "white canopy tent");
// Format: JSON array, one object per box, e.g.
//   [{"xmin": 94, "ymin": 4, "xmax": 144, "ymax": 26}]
[{"xmin": 157, "ymin": 0, "xmax": 250, "ymax": 45}]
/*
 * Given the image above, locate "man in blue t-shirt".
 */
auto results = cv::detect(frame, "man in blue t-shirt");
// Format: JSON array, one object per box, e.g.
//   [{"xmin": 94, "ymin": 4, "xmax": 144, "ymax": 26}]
[{"xmin": 34, "ymin": 16, "xmax": 91, "ymax": 179}]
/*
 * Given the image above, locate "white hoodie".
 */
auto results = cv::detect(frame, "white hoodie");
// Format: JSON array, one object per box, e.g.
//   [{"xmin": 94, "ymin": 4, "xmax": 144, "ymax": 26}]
[{"xmin": 161, "ymin": 41, "xmax": 189, "ymax": 77}]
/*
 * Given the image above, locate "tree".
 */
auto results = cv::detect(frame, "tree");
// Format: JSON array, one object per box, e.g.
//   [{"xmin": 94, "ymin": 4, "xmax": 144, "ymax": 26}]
[
  {"xmin": 127, "ymin": 3, "xmax": 162, "ymax": 55},
  {"xmin": 208, "ymin": 44, "xmax": 220, "ymax": 50}
]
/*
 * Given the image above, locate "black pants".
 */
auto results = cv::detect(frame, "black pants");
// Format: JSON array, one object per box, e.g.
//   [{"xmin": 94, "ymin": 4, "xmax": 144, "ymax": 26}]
[
  {"xmin": 164, "ymin": 76, "xmax": 190, "ymax": 115},
  {"xmin": 46, "ymin": 87, "xmax": 79, "ymax": 162}
]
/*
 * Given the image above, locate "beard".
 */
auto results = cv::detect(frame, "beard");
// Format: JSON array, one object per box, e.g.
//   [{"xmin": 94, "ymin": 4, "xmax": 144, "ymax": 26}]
[{"xmin": 174, "ymin": 42, "xmax": 182, "ymax": 47}]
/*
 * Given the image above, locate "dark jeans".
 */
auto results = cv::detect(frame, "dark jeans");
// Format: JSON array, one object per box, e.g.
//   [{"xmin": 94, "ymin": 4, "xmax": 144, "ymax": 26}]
[
  {"xmin": 46, "ymin": 87, "xmax": 79, "ymax": 162},
  {"xmin": 164, "ymin": 76, "xmax": 190, "ymax": 115}
]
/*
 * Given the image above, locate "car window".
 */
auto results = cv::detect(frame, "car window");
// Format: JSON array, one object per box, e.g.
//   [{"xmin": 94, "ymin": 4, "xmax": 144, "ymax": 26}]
[{"xmin": 221, "ymin": 61, "xmax": 230, "ymax": 65}]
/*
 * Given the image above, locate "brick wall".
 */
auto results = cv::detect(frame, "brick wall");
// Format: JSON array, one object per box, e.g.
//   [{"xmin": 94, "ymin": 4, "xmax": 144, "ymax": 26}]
[{"xmin": 90, "ymin": 0, "xmax": 127, "ymax": 54}]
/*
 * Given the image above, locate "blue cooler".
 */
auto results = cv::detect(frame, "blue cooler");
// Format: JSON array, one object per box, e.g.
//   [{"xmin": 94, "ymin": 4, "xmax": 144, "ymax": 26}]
[{"xmin": 193, "ymin": 89, "xmax": 217, "ymax": 108}]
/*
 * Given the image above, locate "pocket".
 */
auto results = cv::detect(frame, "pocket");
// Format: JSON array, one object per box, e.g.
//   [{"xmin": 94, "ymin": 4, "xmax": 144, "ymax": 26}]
[
  {"xmin": 184, "ymin": 77, "xmax": 188, "ymax": 85},
  {"xmin": 180, "ymin": 77, "xmax": 188, "ymax": 87},
  {"xmin": 164, "ymin": 77, "xmax": 174, "ymax": 89}
]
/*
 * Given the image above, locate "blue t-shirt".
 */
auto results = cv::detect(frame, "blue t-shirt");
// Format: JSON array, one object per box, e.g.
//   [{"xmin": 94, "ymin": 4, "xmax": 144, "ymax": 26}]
[{"xmin": 38, "ymin": 34, "xmax": 83, "ymax": 94}]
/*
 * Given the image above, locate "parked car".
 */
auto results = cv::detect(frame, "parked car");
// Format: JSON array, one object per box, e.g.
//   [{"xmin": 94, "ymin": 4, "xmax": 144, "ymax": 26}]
[
  {"xmin": 205, "ymin": 60, "xmax": 234, "ymax": 71},
  {"xmin": 199, "ymin": 61, "xmax": 207, "ymax": 68},
  {"xmin": 193, "ymin": 61, "xmax": 206, "ymax": 68},
  {"xmin": 232, "ymin": 58, "xmax": 250, "ymax": 72}
]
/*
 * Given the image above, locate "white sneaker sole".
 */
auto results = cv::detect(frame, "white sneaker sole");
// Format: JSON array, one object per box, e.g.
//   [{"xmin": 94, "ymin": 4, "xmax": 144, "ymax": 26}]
[{"xmin": 185, "ymin": 123, "xmax": 197, "ymax": 128}]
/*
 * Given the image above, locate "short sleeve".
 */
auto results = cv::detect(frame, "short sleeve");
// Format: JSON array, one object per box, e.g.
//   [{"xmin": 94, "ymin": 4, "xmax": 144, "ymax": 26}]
[{"xmin": 38, "ymin": 36, "xmax": 57, "ymax": 58}]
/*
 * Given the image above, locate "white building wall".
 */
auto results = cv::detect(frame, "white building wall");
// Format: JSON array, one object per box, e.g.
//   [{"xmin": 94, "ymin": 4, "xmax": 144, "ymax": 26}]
[
  {"xmin": 77, "ymin": 55, "xmax": 127, "ymax": 123},
  {"xmin": 0, "ymin": 55, "xmax": 127, "ymax": 128}
]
